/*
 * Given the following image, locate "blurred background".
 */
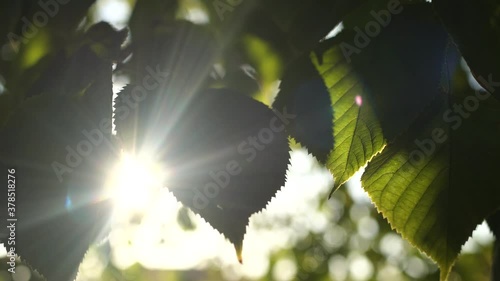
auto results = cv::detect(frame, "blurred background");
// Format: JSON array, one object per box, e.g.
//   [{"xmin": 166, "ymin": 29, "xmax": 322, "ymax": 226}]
[{"xmin": 0, "ymin": 0, "xmax": 495, "ymax": 280}]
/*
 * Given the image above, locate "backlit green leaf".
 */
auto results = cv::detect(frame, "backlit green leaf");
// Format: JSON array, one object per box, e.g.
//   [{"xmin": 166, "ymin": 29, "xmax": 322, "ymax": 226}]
[
  {"xmin": 275, "ymin": 3, "xmax": 453, "ymax": 193},
  {"xmin": 362, "ymin": 71, "xmax": 500, "ymax": 280},
  {"xmin": 312, "ymin": 44, "xmax": 386, "ymax": 193}
]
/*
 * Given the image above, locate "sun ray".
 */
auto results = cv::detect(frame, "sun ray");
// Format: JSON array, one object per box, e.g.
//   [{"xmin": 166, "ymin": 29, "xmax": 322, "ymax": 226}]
[{"xmin": 105, "ymin": 152, "xmax": 168, "ymax": 214}]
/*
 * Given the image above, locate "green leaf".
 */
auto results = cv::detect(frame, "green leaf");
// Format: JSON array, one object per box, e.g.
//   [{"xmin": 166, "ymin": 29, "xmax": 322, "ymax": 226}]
[
  {"xmin": 274, "ymin": 3, "xmax": 450, "ymax": 192},
  {"xmin": 273, "ymin": 44, "xmax": 386, "ymax": 192},
  {"xmin": 312, "ymin": 45, "xmax": 386, "ymax": 193},
  {"xmin": 240, "ymin": 35, "xmax": 284, "ymax": 104},
  {"xmin": 331, "ymin": 2, "xmax": 453, "ymax": 190},
  {"xmin": 115, "ymin": 86, "xmax": 290, "ymax": 261},
  {"xmin": 274, "ymin": 45, "xmax": 387, "ymax": 195},
  {"xmin": 362, "ymin": 71, "xmax": 500, "ymax": 280}
]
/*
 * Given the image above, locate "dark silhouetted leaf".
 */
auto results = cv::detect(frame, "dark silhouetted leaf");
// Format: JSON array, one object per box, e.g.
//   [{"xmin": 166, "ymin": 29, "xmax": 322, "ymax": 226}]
[
  {"xmin": 204, "ymin": 0, "xmax": 366, "ymax": 67},
  {"xmin": 342, "ymin": 3, "xmax": 453, "ymax": 140},
  {"xmin": 0, "ymin": 1, "xmax": 22, "ymax": 51},
  {"xmin": 487, "ymin": 210, "xmax": 500, "ymax": 280},
  {"xmin": 115, "ymin": 86, "xmax": 290, "ymax": 261},
  {"xmin": 127, "ymin": 20, "xmax": 217, "ymax": 93},
  {"xmin": 26, "ymin": 22, "xmax": 127, "ymax": 99},
  {"xmin": 1, "ymin": 0, "xmax": 96, "ymax": 94},
  {"xmin": 0, "ymin": 95, "xmax": 116, "ymax": 281},
  {"xmin": 128, "ymin": 0, "xmax": 179, "ymax": 43},
  {"xmin": 0, "ymin": 93, "xmax": 15, "ymax": 127},
  {"xmin": 273, "ymin": 55, "xmax": 334, "ymax": 163},
  {"xmin": 286, "ymin": 0, "xmax": 366, "ymax": 52},
  {"xmin": 0, "ymin": 24, "xmax": 118, "ymax": 279},
  {"xmin": 434, "ymin": 0, "xmax": 500, "ymax": 97},
  {"xmin": 220, "ymin": 67, "xmax": 261, "ymax": 98}
]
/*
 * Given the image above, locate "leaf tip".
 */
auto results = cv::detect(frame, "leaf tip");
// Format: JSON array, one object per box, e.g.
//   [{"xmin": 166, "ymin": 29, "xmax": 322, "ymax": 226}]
[
  {"xmin": 328, "ymin": 189, "xmax": 334, "ymax": 199},
  {"xmin": 234, "ymin": 241, "xmax": 243, "ymax": 264},
  {"xmin": 328, "ymin": 181, "xmax": 342, "ymax": 199}
]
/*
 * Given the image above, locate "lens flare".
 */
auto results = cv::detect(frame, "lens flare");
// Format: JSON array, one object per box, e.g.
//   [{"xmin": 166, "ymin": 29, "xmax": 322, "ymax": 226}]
[{"xmin": 105, "ymin": 152, "xmax": 167, "ymax": 213}]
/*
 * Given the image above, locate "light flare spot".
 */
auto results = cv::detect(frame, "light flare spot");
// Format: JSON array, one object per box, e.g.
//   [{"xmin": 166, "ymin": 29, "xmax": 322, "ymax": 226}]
[
  {"xmin": 355, "ymin": 95, "xmax": 363, "ymax": 106},
  {"xmin": 105, "ymin": 152, "xmax": 167, "ymax": 213}
]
